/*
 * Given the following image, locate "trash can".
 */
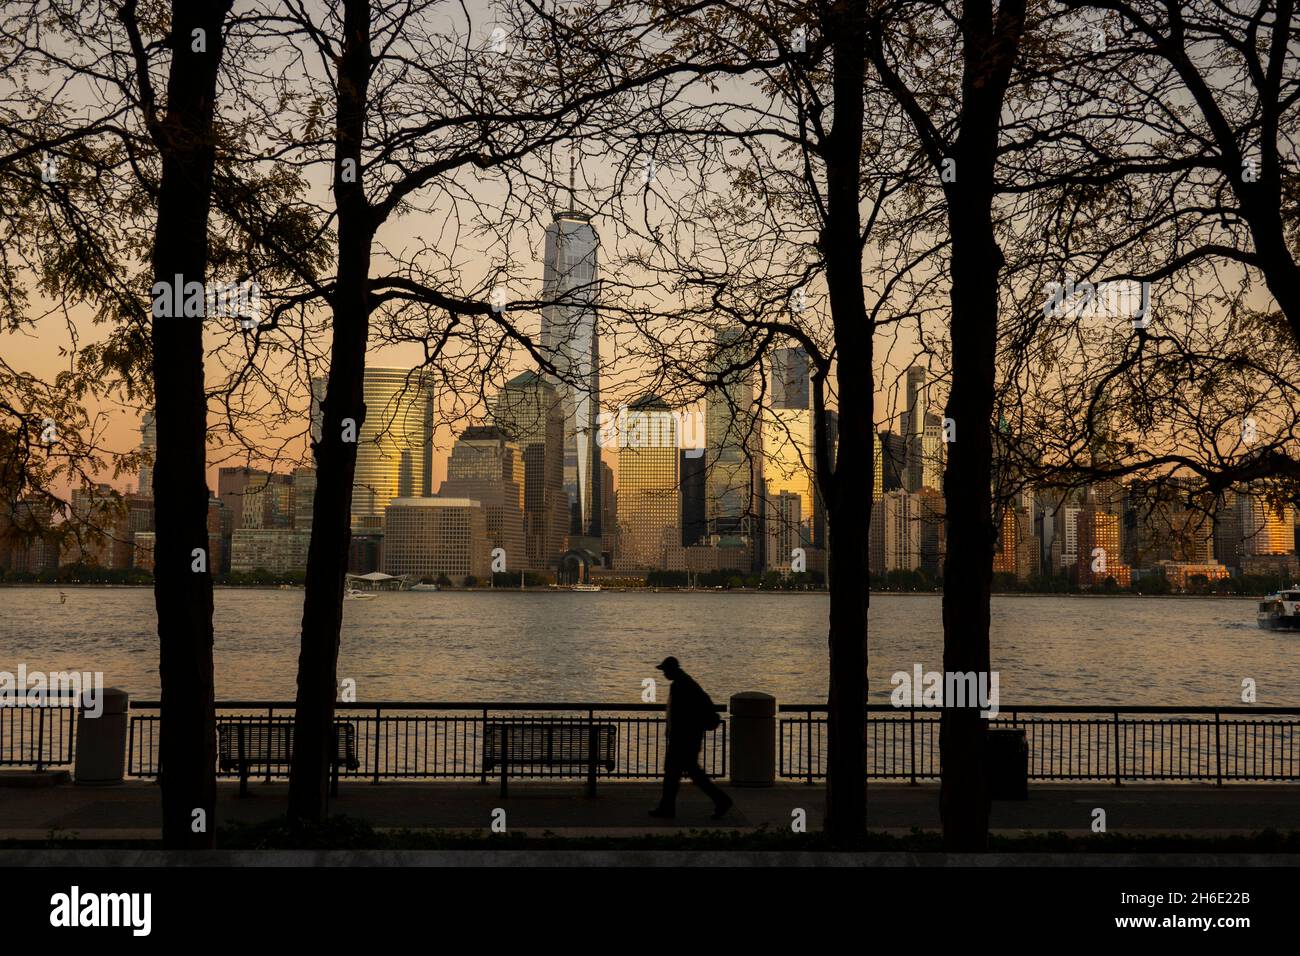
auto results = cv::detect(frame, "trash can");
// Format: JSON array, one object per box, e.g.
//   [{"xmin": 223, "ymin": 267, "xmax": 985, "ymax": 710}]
[
  {"xmin": 986, "ymin": 728, "xmax": 1028, "ymax": 799},
  {"xmin": 74, "ymin": 687, "xmax": 129, "ymax": 785},
  {"xmin": 728, "ymin": 692, "xmax": 776, "ymax": 786}
]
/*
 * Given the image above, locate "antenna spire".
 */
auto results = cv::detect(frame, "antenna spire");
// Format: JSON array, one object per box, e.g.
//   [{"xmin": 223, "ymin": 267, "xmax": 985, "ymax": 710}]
[{"xmin": 568, "ymin": 145, "xmax": 576, "ymax": 211}]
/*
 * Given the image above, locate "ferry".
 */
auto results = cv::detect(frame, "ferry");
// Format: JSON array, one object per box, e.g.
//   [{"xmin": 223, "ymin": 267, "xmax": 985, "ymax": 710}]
[
  {"xmin": 572, "ymin": 583, "xmax": 602, "ymax": 592},
  {"xmin": 1257, "ymin": 587, "xmax": 1300, "ymax": 629}
]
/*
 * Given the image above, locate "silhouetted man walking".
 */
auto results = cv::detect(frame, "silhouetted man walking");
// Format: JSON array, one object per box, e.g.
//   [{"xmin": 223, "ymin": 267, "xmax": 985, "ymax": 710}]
[{"xmin": 649, "ymin": 656, "xmax": 733, "ymax": 820}]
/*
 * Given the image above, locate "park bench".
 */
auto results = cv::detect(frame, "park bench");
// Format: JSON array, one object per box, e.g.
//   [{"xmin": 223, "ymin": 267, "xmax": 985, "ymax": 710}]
[
  {"xmin": 482, "ymin": 720, "xmax": 617, "ymax": 797},
  {"xmin": 217, "ymin": 720, "xmax": 359, "ymax": 797}
]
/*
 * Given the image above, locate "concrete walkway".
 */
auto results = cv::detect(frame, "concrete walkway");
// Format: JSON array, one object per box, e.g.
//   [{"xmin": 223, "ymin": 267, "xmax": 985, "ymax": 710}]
[{"xmin": 1, "ymin": 778, "xmax": 1297, "ymax": 839}]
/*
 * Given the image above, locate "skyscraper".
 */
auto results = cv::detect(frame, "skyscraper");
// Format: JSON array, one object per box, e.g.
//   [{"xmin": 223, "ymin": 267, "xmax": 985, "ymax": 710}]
[
  {"xmin": 437, "ymin": 426, "xmax": 525, "ymax": 570},
  {"xmin": 680, "ymin": 450, "xmax": 707, "ymax": 547},
  {"xmin": 764, "ymin": 347, "xmax": 814, "ymax": 565},
  {"xmin": 1239, "ymin": 486, "xmax": 1296, "ymax": 556},
  {"xmin": 311, "ymin": 367, "xmax": 436, "ymax": 529},
  {"xmin": 292, "ymin": 466, "xmax": 317, "ymax": 531},
  {"xmin": 902, "ymin": 366, "xmax": 943, "ymax": 492},
  {"xmin": 491, "ymin": 371, "xmax": 566, "ymax": 570},
  {"xmin": 879, "ymin": 430, "xmax": 906, "ymax": 492},
  {"xmin": 705, "ymin": 328, "xmax": 762, "ymax": 567},
  {"xmin": 540, "ymin": 202, "xmax": 602, "ymax": 543},
  {"xmin": 617, "ymin": 395, "xmax": 680, "ymax": 569},
  {"xmin": 138, "ymin": 411, "xmax": 156, "ymax": 495},
  {"xmin": 812, "ymin": 409, "xmax": 839, "ymax": 551},
  {"xmin": 1076, "ymin": 507, "xmax": 1131, "ymax": 587}
]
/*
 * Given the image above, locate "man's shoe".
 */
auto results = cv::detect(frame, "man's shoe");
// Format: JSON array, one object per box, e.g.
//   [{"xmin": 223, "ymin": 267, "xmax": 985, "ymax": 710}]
[
  {"xmin": 711, "ymin": 795, "xmax": 734, "ymax": 820},
  {"xmin": 649, "ymin": 807, "xmax": 675, "ymax": 819}
]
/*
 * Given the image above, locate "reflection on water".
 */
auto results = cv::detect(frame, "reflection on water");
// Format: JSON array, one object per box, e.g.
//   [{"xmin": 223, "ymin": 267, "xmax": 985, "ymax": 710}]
[{"xmin": 0, "ymin": 588, "xmax": 1294, "ymax": 706}]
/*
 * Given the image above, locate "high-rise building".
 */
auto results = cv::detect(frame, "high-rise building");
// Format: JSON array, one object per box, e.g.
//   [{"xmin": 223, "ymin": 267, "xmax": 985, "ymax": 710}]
[
  {"xmin": 1239, "ymin": 487, "xmax": 1296, "ymax": 557},
  {"xmin": 240, "ymin": 473, "xmax": 294, "ymax": 530},
  {"xmin": 902, "ymin": 367, "xmax": 943, "ymax": 492},
  {"xmin": 1075, "ymin": 507, "xmax": 1131, "ymax": 587},
  {"xmin": 311, "ymin": 367, "xmax": 436, "ymax": 529},
  {"xmin": 705, "ymin": 328, "xmax": 762, "ymax": 567},
  {"xmin": 292, "ymin": 466, "xmax": 316, "ymax": 531},
  {"xmin": 763, "ymin": 348, "xmax": 815, "ymax": 562},
  {"xmin": 600, "ymin": 459, "xmax": 617, "ymax": 566},
  {"xmin": 680, "ymin": 450, "xmax": 707, "ymax": 547},
  {"xmin": 616, "ymin": 395, "xmax": 680, "ymax": 570},
  {"xmin": 1213, "ymin": 490, "xmax": 1243, "ymax": 570},
  {"xmin": 0, "ymin": 499, "xmax": 59, "ymax": 574},
  {"xmin": 64, "ymin": 483, "xmax": 118, "ymax": 566},
  {"xmin": 1014, "ymin": 491, "xmax": 1038, "ymax": 580},
  {"xmin": 765, "ymin": 488, "xmax": 803, "ymax": 571},
  {"xmin": 382, "ymin": 497, "xmax": 489, "ymax": 585},
  {"xmin": 993, "ymin": 507, "xmax": 1019, "ymax": 576},
  {"xmin": 138, "ymin": 411, "xmax": 156, "ymax": 495},
  {"xmin": 230, "ymin": 528, "xmax": 311, "ymax": 574},
  {"xmin": 993, "ymin": 491, "xmax": 1037, "ymax": 580},
  {"xmin": 540, "ymin": 201, "xmax": 602, "ymax": 542},
  {"xmin": 1123, "ymin": 479, "xmax": 1214, "ymax": 567},
  {"xmin": 491, "ymin": 371, "xmax": 566, "ymax": 570},
  {"xmin": 217, "ymin": 467, "xmax": 258, "ymax": 531},
  {"xmin": 903, "ymin": 366, "xmax": 927, "ymax": 492},
  {"xmin": 811, "ymin": 409, "xmax": 839, "ymax": 550},
  {"xmin": 879, "ymin": 490, "xmax": 920, "ymax": 572},
  {"xmin": 873, "ymin": 429, "xmax": 884, "ymax": 502},
  {"xmin": 437, "ymin": 426, "xmax": 525, "ymax": 572},
  {"xmin": 771, "ymin": 346, "xmax": 810, "ymax": 411},
  {"xmin": 879, "ymin": 431, "xmax": 906, "ymax": 492}
]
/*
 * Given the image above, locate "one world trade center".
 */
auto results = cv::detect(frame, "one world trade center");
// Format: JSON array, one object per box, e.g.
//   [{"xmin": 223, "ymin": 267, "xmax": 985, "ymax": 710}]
[{"xmin": 540, "ymin": 199, "xmax": 602, "ymax": 546}]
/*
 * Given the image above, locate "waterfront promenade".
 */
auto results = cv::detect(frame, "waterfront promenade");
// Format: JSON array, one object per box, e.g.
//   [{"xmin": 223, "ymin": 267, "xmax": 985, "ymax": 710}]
[{"xmin": 2, "ymin": 779, "xmax": 1297, "ymax": 840}]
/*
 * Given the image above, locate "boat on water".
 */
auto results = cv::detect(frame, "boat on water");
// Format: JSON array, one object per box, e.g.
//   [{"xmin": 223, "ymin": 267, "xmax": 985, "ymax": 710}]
[
  {"xmin": 572, "ymin": 583, "xmax": 602, "ymax": 592},
  {"xmin": 345, "ymin": 588, "xmax": 377, "ymax": 601},
  {"xmin": 409, "ymin": 583, "xmax": 440, "ymax": 592},
  {"xmin": 1257, "ymin": 587, "xmax": 1300, "ymax": 629}
]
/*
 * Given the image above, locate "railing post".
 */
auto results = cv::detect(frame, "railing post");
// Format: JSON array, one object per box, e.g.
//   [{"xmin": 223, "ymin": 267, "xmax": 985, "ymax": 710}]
[
  {"xmin": 265, "ymin": 706, "xmax": 274, "ymax": 783},
  {"xmin": 805, "ymin": 708, "xmax": 814, "ymax": 785},
  {"xmin": 479, "ymin": 707, "xmax": 488, "ymax": 785},
  {"xmin": 586, "ymin": 709, "xmax": 597, "ymax": 798},
  {"xmin": 908, "ymin": 707, "xmax": 917, "ymax": 785},
  {"xmin": 1214, "ymin": 710, "xmax": 1223, "ymax": 786},
  {"xmin": 1112, "ymin": 710, "xmax": 1121, "ymax": 786},
  {"xmin": 35, "ymin": 706, "xmax": 46, "ymax": 773},
  {"xmin": 500, "ymin": 721, "xmax": 509, "ymax": 799},
  {"xmin": 372, "ymin": 706, "xmax": 382, "ymax": 785}
]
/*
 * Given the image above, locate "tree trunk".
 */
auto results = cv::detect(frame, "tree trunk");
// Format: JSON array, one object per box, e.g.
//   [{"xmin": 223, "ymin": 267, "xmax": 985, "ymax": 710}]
[
  {"xmin": 938, "ymin": 0, "xmax": 1024, "ymax": 851},
  {"xmin": 821, "ymin": 0, "xmax": 870, "ymax": 846},
  {"xmin": 150, "ymin": 0, "xmax": 232, "ymax": 849},
  {"xmin": 938, "ymin": 194, "xmax": 998, "ymax": 850},
  {"xmin": 288, "ymin": 0, "xmax": 374, "ymax": 824}
]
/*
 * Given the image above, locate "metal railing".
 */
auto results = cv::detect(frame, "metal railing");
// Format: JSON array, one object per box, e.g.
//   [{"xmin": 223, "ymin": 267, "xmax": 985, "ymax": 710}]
[
  {"xmin": 780, "ymin": 704, "xmax": 1300, "ymax": 784},
  {"xmin": 127, "ymin": 701, "xmax": 728, "ymax": 783},
  {"xmin": 9, "ymin": 699, "xmax": 1297, "ymax": 786},
  {"xmin": 0, "ymin": 700, "xmax": 77, "ymax": 771}
]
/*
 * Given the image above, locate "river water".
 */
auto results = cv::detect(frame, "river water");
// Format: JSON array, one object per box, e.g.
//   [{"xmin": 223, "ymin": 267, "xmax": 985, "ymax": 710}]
[{"xmin": 0, "ymin": 588, "xmax": 1293, "ymax": 706}]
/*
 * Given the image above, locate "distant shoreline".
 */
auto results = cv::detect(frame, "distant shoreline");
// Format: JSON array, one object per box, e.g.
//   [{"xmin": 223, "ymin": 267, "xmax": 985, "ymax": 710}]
[{"xmin": 0, "ymin": 582, "xmax": 1269, "ymax": 598}]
